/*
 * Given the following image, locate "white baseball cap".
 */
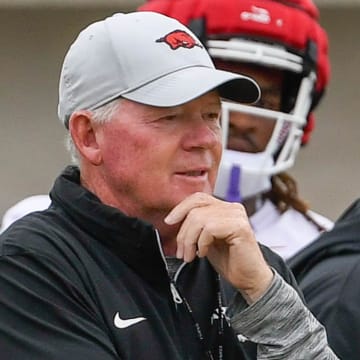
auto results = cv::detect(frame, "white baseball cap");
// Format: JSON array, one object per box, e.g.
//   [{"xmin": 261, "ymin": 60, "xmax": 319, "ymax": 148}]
[{"xmin": 58, "ymin": 11, "xmax": 260, "ymax": 127}]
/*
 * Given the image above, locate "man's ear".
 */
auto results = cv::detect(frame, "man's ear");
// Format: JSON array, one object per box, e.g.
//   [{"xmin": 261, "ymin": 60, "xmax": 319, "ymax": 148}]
[{"xmin": 68, "ymin": 111, "xmax": 102, "ymax": 165}]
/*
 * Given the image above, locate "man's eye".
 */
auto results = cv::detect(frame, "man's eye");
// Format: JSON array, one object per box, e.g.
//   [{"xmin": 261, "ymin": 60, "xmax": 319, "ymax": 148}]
[
  {"xmin": 204, "ymin": 112, "xmax": 221, "ymax": 121},
  {"xmin": 254, "ymin": 97, "xmax": 280, "ymax": 111},
  {"xmin": 161, "ymin": 114, "xmax": 177, "ymax": 121}
]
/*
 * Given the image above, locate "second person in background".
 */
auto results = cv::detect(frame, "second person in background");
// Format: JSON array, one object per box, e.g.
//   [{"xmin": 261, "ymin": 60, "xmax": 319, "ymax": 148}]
[{"xmin": 138, "ymin": 0, "xmax": 333, "ymax": 261}]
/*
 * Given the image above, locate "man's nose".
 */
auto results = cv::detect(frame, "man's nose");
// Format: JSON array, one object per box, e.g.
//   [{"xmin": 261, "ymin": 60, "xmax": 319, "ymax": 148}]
[{"xmin": 183, "ymin": 118, "xmax": 221, "ymax": 150}]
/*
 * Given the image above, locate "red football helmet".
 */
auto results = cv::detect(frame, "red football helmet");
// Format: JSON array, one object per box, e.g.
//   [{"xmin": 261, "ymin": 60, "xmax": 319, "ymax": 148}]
[{"xmin": 139, "ymin": 0, "xmax": 330, "ymax": 199}]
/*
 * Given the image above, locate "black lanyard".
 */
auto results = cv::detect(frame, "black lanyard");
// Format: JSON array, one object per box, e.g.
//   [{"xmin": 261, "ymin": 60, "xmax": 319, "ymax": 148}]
[{"xmin": 171, "ymin": 273, "xmax": 225, "ymax": 360}]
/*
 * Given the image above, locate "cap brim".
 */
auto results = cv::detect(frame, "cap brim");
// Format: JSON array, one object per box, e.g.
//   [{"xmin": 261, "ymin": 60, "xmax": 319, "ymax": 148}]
[{"xmin": 121, "ymin": 66, "xmax": 260, "ymax": 107}]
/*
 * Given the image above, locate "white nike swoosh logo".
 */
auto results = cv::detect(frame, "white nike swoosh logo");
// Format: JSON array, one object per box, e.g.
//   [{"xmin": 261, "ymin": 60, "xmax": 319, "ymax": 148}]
[{"xmin": 113, "ymin": 312, "xmax": 146, "ymax": 329}]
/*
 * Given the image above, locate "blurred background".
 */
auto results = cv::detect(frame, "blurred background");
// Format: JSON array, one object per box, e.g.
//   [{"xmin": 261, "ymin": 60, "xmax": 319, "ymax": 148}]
[{"xmin": 1, "ymin": 0, "xmax": 359, "ymax": 221}]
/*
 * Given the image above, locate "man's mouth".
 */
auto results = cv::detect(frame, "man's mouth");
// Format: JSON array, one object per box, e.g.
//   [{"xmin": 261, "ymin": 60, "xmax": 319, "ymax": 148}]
[
  {"xmin": 175, "ymin": 168, "xmax": 209, "ymax": 180},
  {"xmin": 182, "ymin": 170, "xmax": 206, "ymax": 176}
]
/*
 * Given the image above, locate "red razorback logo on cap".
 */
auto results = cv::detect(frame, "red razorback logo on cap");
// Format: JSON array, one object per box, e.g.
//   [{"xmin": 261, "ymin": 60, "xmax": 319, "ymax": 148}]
[{"xmin": 156, "ymin": 30, "xmax": 203, "ymax": 50}]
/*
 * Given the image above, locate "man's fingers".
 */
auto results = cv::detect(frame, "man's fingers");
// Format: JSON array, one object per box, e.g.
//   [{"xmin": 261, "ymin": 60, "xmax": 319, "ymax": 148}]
[
  {"xmin": 176, "ymin": 211, "xmax": 220, "ymax": 262},
  {"xmin": 170, "ymin": 194, "xmax": 246, "ymax": 262},
  {"xmin": 175, "ymin": 210, "xmax": 203, "ymax": 262},
  {"xmin": 197, "ymin": 227, "xmax": 214, "ymax": 258},
  {"xmin": 164, "ymin": 192, "xmax": 213, "ymax": 225}
]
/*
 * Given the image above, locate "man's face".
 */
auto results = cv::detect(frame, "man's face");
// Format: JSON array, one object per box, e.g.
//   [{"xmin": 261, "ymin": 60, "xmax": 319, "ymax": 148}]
[
  {"xmin": 95, "ymin": 91, "xmax": 222, "ymax": 218},
  {"xmin": 214, "ymin": 60, "xmax": 284, "ymax": 153}
]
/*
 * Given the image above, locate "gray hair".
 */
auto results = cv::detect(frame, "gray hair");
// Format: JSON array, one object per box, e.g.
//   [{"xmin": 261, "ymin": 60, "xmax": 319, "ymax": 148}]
[{"xmin": 65, "ymin": 98, "xmax": 123, "ymax": 164}]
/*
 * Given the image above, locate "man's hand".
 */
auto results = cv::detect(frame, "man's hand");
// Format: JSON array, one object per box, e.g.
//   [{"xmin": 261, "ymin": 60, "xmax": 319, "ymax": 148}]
[{"xmin": 164, "ymin": 192, "xmax": 273, "ymax": 303}]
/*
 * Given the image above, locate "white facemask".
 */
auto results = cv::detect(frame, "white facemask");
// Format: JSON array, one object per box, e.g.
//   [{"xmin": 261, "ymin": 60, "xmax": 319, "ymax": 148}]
[{"xmin": 209, "ymin": 39, "xmax": 316, "ymax": 202}]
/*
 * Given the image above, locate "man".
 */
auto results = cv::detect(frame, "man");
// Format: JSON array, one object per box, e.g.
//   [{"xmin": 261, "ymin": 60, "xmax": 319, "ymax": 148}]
[
  {"xmin": 138, "ymin": 0, "xmax": 333, "ymax": 261},
  {"xmin": 0, "ymin": 11, "xmax": 337, "ymax": 359},
  {"xmin": 289, "ymin": 198, "xmax": 360, "ymax": 359}
]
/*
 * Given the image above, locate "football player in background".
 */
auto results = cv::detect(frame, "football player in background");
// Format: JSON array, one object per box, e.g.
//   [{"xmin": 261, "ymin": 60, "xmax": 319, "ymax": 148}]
[{"xmin": 138, "ymin": 0, "xmax": 333, "ymax": 261}]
